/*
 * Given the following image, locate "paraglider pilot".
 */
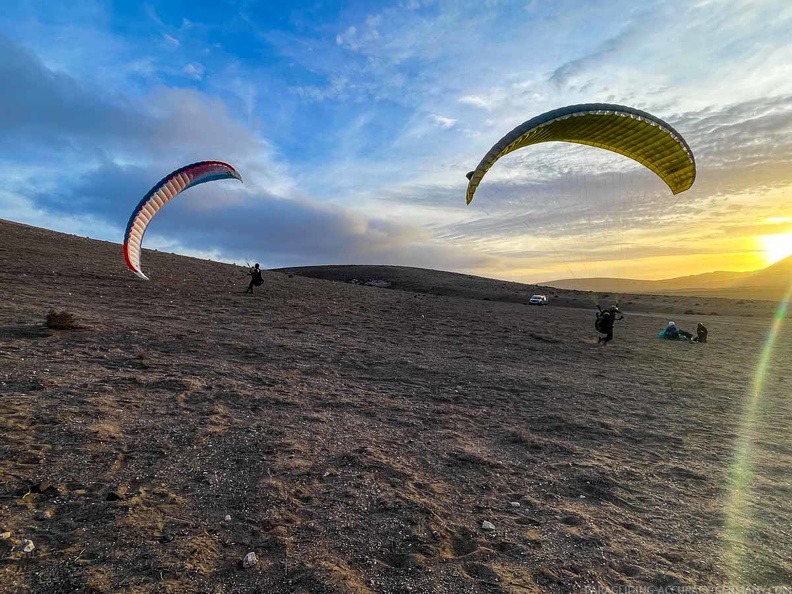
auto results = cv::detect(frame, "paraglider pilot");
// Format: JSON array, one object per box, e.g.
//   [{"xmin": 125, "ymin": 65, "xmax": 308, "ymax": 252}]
[
  {"xmin": 245, "ymin": 263, "xmax": 264, "ymax": 294},
  {"xmin": 595, "ymin": 305, "xmax": 623, "ymax": 345},
  {"xmin": 661, "ymin": 321, "xmax": 693, "ymax": 340}
]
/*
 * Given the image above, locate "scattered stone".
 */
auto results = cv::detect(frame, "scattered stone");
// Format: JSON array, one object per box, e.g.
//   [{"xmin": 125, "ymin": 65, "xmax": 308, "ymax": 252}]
[
  {"xmin": 31, "ymin": 481, "xmax": 53, "ymax": 494},
  {"xmin": 347, "ymin": 278, "xmax": 391, "ymax": 288},
  {"xmin": 35, "ymin": 508, "xmax": 55, "ymax": 521},
  {"xmin": 1, "ymin": 531, "xmax": 11, "ymax": 539},
  {"xmin": 481, "ymin": 521, "xmax": 496, "ymax": 531},
  {"xmin": 620, "ymin": 563, "xmax": 641, "ymax": 577},
  {"xmin": 242, "ymin": 551, "xmax": 258, "ymax": 568},
  {"xmin": 159, "ymin": 533, "xmax": 174, "ymax": 543},
  {"xmin": 510, "ymin": 501, "xmax": 521, "ymax": 508},
  {"xmin": 224, "ymin": 515, "xmax": 232, "ymax": 522},
  {"xmin": 22, "ymin": 539, "xmax": 35, "ymax": 553},
  {"xmin": 270, "ymin": 526, "xmax": 288, "ymax": 538}
]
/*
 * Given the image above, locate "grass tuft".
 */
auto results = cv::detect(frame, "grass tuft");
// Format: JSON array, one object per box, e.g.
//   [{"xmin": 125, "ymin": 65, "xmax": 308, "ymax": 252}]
[{"xmin": 45, "ymin": 310, "xmax": 80, "ymax": 330}]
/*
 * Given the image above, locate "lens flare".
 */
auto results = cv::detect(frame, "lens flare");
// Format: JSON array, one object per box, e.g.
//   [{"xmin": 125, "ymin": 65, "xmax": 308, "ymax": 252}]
[{"xmin": 722, "ymin": 281, "xmax": 792, "ymax": 582}]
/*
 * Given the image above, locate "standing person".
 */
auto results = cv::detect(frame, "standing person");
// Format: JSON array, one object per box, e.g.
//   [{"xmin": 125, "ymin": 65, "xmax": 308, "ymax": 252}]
[
  {"xmin": 245, "ymin": 263, "xmax": 264, "ymax": 294},
  {"xmin": 595, "ymin": 305, "xmax": 624, "ymax": 345}
]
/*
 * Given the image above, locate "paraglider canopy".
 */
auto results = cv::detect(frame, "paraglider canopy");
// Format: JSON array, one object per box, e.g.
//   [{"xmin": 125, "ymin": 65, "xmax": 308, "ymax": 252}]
[
  {"xmin": 122, "ymin": 160, "xmax": 243, "ymax": 280},
  {"xmin": 465, "ymin": 103, "xmax": 696, "ymax": 205}
]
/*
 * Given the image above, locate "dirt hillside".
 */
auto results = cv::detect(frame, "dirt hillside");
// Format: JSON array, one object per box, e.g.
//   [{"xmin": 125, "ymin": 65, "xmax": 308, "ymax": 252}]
[{"xmin": 1, "ymin": 219, "xmax": 790, "ymax": 593}]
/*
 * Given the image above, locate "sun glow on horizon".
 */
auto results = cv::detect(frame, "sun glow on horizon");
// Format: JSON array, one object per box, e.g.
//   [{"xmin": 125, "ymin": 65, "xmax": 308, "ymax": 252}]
[{"xmin": 760, "ymin": 230, "xmax": 792, "ymax": 265}]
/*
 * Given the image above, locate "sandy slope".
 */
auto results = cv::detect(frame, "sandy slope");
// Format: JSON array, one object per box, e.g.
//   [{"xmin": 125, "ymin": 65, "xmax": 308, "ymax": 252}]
[{"xmin": 1, "ymin": 219, "xmax": 790, "ymax": 594}]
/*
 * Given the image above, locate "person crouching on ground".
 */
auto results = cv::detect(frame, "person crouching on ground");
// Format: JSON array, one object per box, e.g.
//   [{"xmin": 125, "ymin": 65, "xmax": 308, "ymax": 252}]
[{"xmin": 691, "ymin": 322, "xmax": 708, "ymax": 343}]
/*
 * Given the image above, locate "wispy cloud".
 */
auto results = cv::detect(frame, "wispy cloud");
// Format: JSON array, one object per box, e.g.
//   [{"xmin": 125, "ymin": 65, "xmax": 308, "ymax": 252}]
[
  {"xmin": 182, "ymin": 62, "xmax": 205, "ymax": 80},
  {"xmin": 458, "ymin": 95, "xmax": 491, "ymax": 110},
  {"xmin": 430, "ymin": 114, "xmax": 457, "ymax": 128},
  {"xmin": 163, "ymin": 33, "xmax": 180, "ymax": 48}
]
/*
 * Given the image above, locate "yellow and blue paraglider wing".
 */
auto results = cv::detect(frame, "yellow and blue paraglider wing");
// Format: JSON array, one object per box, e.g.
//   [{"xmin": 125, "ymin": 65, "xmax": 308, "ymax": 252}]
[{"xmin": 466, "ymin": 103, "xmax": 696, "ymax": 204}]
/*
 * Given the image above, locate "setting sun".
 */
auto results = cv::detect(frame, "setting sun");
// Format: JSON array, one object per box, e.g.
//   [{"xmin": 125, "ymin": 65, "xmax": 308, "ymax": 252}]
[{"xmin": 760, "ymin": 230, "xmax": 792, "ymax": 265}]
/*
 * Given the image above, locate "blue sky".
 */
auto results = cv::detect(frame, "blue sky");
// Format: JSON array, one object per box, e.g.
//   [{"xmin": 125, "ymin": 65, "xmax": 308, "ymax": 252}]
[{"xmin": 1, "ymin": 0, "xmax": 791, "ymax": 281}]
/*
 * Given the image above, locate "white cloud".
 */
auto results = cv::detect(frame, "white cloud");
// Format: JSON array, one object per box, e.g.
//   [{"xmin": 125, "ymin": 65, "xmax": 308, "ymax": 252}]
[
  {"xmin": 163, "ymin": 34, "xmax": 180, "ymax": 48},
  {"xmin": 183, "ymin": 62, "xmax": 205, "ymax": 80},
  {"xmin": 458, "ymin": 95, "xmax": 491, "ymax": 110},
  {"xmin": 430, "ymin": 114, "xmax": 457, "ymax": 128},
  {"xmin": 336, "ymin": 26, "xmax": 358, "ymax": 48}
]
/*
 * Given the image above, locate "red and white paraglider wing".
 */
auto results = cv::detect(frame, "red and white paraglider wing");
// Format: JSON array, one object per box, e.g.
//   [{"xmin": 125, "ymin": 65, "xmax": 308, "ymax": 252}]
[{"xmin": 122, "ymin": 161, "xmax": 242, "ymax": 280}]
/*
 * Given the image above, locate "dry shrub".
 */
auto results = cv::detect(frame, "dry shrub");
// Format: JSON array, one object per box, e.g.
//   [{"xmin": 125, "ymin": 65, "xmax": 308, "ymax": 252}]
[{"xmin": 45, "ymin": 310, "xmax": 79, "ymax": 330}]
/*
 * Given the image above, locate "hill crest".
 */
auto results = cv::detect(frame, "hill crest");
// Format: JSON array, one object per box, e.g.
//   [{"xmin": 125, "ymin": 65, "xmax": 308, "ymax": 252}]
[{"xmin": 543, "ymin": 256, "xmax": 792, "ymax": 301}]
